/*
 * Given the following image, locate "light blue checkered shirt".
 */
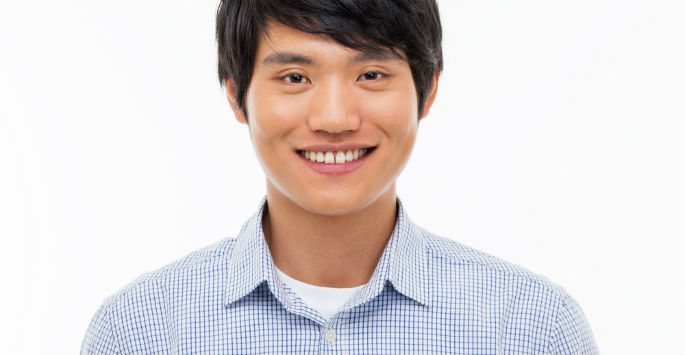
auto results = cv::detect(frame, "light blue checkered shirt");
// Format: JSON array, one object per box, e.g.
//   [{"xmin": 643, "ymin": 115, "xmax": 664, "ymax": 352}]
[{"xmin": 82, "ymin": 196, "xmax": 598, "ymax": 354}]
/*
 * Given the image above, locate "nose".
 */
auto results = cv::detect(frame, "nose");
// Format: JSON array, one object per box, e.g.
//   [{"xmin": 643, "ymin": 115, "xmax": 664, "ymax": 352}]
[{"xmin": 306, "ymin": 79, "xmax": 361, "ymax": 134}]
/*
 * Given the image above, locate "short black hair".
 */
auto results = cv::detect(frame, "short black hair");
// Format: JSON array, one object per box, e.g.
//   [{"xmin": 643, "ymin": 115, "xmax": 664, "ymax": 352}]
[{"xmin": 216, "ymin": 0, "xmax": 443, "ymax": 118}]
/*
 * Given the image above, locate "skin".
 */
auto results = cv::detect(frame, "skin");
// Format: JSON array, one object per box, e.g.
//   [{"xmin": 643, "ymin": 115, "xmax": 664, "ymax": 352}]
[{"xmin": 225, "ymin": 21, "xmax": 439, "ymax": 288}]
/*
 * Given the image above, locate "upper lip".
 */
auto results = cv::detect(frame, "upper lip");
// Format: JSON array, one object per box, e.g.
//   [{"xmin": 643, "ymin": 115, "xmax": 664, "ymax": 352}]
[{"xmin": 297, "ymin": 143, "xmax": 376, "ymax": 152}]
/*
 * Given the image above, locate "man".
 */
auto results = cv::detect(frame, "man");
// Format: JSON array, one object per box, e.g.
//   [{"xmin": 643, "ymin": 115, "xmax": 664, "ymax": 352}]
[{"xmin": 82, "ymin": 0, "xmax": 598, "ymax": 353}]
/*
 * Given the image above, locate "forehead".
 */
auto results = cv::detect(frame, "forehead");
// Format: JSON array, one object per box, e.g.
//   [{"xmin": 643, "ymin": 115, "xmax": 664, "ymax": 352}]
[{"xmin": 256, "ymin": 21, "xmax": 407, "ymax": 66}]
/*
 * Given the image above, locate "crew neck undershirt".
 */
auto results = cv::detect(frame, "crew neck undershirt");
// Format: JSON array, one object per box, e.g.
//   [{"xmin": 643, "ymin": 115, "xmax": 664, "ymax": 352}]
[{"xmin": 274, "ymin": 266, "xmax": 367, "ymax": 321}]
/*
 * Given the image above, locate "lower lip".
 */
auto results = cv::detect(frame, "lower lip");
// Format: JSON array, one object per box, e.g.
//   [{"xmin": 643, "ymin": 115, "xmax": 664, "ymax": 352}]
[{"xmin": 297, "ymin": 149, "xmax": 374, "ymax": 175}]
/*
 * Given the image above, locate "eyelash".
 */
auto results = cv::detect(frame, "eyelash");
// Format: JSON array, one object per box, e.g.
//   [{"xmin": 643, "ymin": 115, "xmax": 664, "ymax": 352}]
[{"xmin": 280, "ymin": 71, "xmax": 387, "ymax": 84}]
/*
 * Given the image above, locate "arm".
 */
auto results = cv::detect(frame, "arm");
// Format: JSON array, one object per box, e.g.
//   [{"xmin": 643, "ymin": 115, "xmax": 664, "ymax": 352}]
[
  {"xmin": 81, "ymin": 300, "xmax": 120, "ymax": 355},
  {"xmin": 547, "ymin": 293, "xmax": 598, "ymax": 354}
]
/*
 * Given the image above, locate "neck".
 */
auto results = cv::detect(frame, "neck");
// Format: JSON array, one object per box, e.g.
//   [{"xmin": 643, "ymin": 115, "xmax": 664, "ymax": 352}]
[{"xmin": 262, "ymin": 184, "xmax": 398, "ymax": 288}]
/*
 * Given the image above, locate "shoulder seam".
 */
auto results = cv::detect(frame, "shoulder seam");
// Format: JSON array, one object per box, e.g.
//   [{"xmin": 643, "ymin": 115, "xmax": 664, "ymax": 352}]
[
  {"xmin": 104, "ymin": 297, "xmax": 122, "ymax": 354},
  {"xmin": 419, "ymin": 228, "xmax": 566, "ymax": 299},
  {"xmin": 109, "ymin": 238, "xmax": 238, "ymax": 304},
  {"xmin": 546, "ymin": 292, "xmax": 569, "ymax": 353}
]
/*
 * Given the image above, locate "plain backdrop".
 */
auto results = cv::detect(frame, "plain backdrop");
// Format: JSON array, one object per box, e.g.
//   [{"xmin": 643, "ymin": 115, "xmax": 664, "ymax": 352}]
[{"xmin": 1, "ymin": 0, "xmax": 683, "ymax": 354}]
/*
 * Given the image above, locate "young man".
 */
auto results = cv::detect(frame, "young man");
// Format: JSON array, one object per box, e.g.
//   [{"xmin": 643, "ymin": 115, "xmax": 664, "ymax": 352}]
[{"xmin": 82, "ymin": 0, "xmax": 598, "ymax": 353}]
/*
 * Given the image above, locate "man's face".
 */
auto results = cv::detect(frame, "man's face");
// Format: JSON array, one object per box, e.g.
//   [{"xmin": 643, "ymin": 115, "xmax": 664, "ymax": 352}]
[{"xmin": 226, "ymin": 21, "xmax": 438, "ymax": 215}]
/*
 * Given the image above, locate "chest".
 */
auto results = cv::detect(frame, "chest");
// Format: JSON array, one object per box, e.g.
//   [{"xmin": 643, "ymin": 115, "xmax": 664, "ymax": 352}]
[{"xmin": 158, "ymin": 289, "xmax": 549, "ymax": 354}]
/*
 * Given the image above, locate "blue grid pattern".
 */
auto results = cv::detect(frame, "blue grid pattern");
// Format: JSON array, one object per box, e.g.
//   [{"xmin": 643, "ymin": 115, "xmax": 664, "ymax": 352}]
[{"xmin": 82, "ymin": 196, "xmax": 598, "ymax": 354}]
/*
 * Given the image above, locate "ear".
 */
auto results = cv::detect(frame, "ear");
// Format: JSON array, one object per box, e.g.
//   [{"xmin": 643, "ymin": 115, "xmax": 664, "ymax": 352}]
[
  {"xmin": 419, "ymin": 72, "xmax": 440, "ymax": 120},
  {"xmin": 224, "ymin": 78, "xmax": 248, "ymax": 125}
]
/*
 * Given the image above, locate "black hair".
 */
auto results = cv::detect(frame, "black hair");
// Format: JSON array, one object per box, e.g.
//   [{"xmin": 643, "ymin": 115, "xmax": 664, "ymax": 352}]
[{"xmin": 216, "ymin": 0, "xmax": 443, "ymax": 118}]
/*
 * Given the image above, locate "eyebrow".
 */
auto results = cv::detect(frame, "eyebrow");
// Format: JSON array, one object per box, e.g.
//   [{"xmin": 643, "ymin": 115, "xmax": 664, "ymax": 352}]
[{"xmin": 261, "ymin": 48, "xmax": 405, "ymax": 66}]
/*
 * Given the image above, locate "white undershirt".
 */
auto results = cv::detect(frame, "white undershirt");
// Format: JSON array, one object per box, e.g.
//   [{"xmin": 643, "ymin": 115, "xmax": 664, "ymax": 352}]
[{"xmin": 275, "ymin": 266, "xmax": 367, "ymax": 321}]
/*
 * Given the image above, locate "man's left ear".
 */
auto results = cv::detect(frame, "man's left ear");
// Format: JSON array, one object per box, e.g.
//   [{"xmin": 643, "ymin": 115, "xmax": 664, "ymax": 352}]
[{"xmin": 419, "ymin": 72, "xmax": 440, "ymax": 120}]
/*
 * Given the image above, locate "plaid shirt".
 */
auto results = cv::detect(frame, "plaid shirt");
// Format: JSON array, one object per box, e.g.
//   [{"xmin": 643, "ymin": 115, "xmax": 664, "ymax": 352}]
[{"xmin": 82, "ymin": 196, "xmax": 598, "ymax": 354}]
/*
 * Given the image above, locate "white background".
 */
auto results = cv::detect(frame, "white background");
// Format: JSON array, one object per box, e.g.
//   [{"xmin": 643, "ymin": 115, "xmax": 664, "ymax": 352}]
[{"xmin": 1, "ymin": 0, "xmax": 683, "ymax": 354}]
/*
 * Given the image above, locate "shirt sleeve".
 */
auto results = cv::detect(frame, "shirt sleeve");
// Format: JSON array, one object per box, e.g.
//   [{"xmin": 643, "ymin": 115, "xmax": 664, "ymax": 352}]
[
  {"xmin": 547, "ymin": 293, "xmax": 599, "ymax": 355},
  {"xmin": 81, "ymin": 300, "xmax": 119, "ymax": 355}
]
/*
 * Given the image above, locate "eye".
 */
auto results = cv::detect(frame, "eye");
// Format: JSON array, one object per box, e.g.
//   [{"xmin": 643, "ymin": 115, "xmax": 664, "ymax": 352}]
[
  {"xmin": 358, "ymin": 71, "xmax": 386, "ymax": 81},
  {"xmin": 281, "ymin": 73, "xmax": 310, "ymax": 84}
]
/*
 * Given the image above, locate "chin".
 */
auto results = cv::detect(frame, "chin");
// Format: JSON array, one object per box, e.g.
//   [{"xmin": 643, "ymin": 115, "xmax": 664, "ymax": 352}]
[{"xmin": 293, "ymin": 188, "xmax": 376, "ymax": 216}]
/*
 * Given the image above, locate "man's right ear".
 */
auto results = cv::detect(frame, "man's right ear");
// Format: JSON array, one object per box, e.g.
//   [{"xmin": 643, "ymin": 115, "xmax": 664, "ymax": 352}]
[{"xmin": 224, "ymin": 79, "xmax": 248, "ymax": 125}]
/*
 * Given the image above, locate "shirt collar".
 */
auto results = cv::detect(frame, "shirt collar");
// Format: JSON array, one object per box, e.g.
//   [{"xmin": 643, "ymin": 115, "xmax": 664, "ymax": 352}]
[{"xmin": 222, "ymin": 196, "xmax": 431, "ymax": 309}]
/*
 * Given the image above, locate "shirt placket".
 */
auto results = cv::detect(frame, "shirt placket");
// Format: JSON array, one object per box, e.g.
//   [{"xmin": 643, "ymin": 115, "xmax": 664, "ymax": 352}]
[{"xmin": 317, "ymin": 312, "xmax": 351, "ymax": 355}]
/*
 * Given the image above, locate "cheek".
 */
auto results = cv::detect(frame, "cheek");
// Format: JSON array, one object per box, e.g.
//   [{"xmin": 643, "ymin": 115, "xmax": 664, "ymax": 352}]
[
  {"xmin": 358, "ymin": 89, "xmax": 418, "ymax": 138},
  {"xmin": 246, "ymin": 87, "xmax": 309, "ymax": 146}
]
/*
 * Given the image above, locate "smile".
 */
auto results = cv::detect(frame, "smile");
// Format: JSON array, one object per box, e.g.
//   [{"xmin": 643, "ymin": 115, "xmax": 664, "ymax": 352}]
[
  {"xmin": 297, "ymin": 148, "xmax": 374, "ymax": 164},
  {"xmin": 295, "ymin": 146, "xmax": 377, "ymax": 175}
]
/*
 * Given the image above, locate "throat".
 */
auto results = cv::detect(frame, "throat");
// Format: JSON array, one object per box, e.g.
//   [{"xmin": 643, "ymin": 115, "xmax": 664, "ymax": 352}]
[{"xmin": 261, "ymin": 191, "xmax": 398, "ymax": 288}]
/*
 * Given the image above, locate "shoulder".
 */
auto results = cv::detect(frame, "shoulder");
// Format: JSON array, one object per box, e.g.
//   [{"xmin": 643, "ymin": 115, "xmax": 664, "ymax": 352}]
[
  {"xmin": 81, "ymin": 237, "xmax": 238, "ymax": 354},
  {"xmin": 414, "ymin": 226, "xmax": 598, "ymax": 353},
  {"xmin": 111, "ymin": 236, "xmax": 237, "ymax": 302},
  {"xmin": 416, "ymin": 225, "xmax": 568, "ymax": 298}
]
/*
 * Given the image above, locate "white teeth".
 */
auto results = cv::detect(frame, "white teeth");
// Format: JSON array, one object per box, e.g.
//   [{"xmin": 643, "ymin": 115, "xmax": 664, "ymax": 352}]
[
  {"xmin": 299, "ymin": 148, "xmax": 373, "ymax": 164},
  {"xmin": 324, "ymin": 152, "xmax": 334, "ymax": 164}
]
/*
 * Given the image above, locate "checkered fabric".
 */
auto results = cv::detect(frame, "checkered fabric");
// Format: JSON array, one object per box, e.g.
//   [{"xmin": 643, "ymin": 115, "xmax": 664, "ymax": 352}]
[{"xmin": 82, "ymin": 196, "xmax": 598, "ymax": 354}]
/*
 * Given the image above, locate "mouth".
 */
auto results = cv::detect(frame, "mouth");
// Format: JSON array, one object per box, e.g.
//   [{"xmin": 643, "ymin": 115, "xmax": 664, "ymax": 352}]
[{"xmin": 295, "ymin": 146, "xmax": 377, "ymax": 164}]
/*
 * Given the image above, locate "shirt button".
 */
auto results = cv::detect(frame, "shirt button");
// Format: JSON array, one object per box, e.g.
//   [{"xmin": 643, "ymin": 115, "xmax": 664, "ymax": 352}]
[{"xmin": 324, "ymin": 329, "xmax": 336, "ymax": 344}]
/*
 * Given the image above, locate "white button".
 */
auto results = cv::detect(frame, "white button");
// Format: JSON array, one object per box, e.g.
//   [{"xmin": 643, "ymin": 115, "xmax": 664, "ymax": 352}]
[{"xmin": 324, "ymin": 329, "xmax": 336, "ymax": 344}]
